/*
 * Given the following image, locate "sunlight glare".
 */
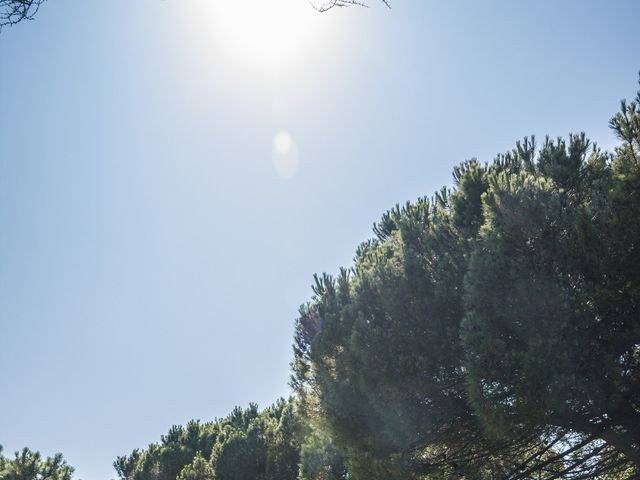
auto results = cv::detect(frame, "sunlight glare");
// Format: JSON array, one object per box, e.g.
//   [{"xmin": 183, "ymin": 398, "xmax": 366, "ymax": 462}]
[{"xmin": 210, "ymin": 0, "xmax": 318, "ymax": 68}]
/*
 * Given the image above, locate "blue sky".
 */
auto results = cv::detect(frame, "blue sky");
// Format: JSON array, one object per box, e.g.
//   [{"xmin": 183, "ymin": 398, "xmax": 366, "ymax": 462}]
[{"xmin": 1, "ymin": 1, "xmax": 638, "ymax": 478}]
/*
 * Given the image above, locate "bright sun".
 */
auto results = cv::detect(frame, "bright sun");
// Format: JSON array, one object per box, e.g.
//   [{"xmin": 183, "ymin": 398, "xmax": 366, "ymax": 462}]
[{"xmin": 209, "ymin": 0, "xmax": 318, "ymax": 68}]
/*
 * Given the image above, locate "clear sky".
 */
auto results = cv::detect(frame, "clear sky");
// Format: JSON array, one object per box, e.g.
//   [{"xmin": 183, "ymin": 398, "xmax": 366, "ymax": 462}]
[{"xmin": 1, "ymin": 1, "xmax": 638, "ymax": 479}]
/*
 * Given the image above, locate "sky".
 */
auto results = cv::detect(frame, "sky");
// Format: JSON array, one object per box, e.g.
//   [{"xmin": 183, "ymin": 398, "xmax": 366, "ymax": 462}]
[{"xmin": 0, "ymin": 0, "xmax": 639, "ymax": 478}]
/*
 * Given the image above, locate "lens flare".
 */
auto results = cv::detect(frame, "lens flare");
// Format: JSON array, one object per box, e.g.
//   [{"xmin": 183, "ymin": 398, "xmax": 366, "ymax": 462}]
[{"xmin": 272, "ymin": 131, "xmax": 299, "ymax": 179}]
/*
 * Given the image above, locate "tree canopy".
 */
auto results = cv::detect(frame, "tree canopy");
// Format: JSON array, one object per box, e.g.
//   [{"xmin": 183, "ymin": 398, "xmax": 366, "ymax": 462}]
[
  {"xmin": 0, "ymin": 446, "xmax": 74, "ymax": 480},
  {"xmin": 110, "ymin": 74, "xmax": 640, "ymax": 480},
  {"xmin": 292, "ymin": 78, "xmax": 640, "ymax": 479},
  {"xmin": 6, "ymin": 76, "xmax": 639, "ymax": 480},
  {"xmin": 1, "ymin": 2, "xmax": 637, "ymax": 469},
  {"xmin": 114, "ymin": 399, "xmax": 301, "ymax": 480},
  {"xmin": 7, "ymin": 74, "xmax": 637, "ymax": 480}
]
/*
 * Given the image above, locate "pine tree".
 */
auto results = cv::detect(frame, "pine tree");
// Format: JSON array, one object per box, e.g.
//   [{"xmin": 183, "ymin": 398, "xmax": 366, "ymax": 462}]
[{"xmin": 292, "ymin": 77, "xmax": 640, "ymax": 479}]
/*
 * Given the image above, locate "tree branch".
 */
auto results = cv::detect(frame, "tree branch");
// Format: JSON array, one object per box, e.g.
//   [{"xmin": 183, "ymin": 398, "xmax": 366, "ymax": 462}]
[
  {"xmin": 309, "ymin": 0, "xmax": 391, "ymax": 13},
  {"xmin": 0, "ymin": 0, "xmax": 45, "ymax": 30}
]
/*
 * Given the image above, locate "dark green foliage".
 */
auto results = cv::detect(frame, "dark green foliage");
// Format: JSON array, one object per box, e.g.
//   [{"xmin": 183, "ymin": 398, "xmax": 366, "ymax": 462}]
[
  {"xmin": 292, "ymin": 78, "xmax": 640, "ymax": 479},
  {"xmin": 8, "ymin": 74, "xmax": 640, "ymax": 480},
  {"xmin": 114, "ymin": 399, "xmax": 302, "ymax": 480},
  {"xmin": 176, "ymin": 453, "xmax": 213, "ymax": 480},
  {"xmin": 115, "ymin": 420, "xmax": 218, "ymax": 480},
  {"xmin": 462, "ymin": 83, "xmax": 640, "ymax": 467},
  {"xmin": 0, "ymin": 446, "xmax": 74, "ymax": 480}
]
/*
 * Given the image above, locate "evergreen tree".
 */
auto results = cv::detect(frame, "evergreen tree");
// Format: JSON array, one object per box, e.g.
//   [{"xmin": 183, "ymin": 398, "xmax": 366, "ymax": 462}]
[
  {"xmin": 176, "ymin": 453, "xmax": 213, "ymax": 480},
  {"xmin": 292, "ymin": 77, "xmax": 640, "ymax": 479},
  {"xmin": 0, "ymin": 446, "xmax": 74, "ymax": 480},
  {"xmin": 462, "ymin": 83, "xmax": 640, "ymax": 467},
  {"xmin": 114, "ymin": 399, "xmax": 301, "ymax": 480}
]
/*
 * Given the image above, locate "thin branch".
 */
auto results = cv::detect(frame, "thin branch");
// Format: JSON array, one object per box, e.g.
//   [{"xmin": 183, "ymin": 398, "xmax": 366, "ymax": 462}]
[
  {"xmin": 309, "ymin": 0, "xmax": 391, "ymax": 13},
  {"xmin": 0, "ymin": 0, "xmax": 46, "ymax": 30}
]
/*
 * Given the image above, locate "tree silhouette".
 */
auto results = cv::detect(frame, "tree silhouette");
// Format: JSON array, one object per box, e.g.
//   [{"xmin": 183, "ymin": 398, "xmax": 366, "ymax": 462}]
[
  {"xmin": 309, "ymin": 0, "xmax": 390, "ymax": 12},
  {"xmin": 0, "ymin": 0, "xmax": 391, "ymax": 31},
  {"xmin": 0, "ymin": 0, "xmax": 45, "ymax": 29}
]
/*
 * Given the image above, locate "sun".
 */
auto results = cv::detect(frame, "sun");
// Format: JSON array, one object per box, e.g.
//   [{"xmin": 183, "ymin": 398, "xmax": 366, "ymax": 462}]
[{"xmin": 209, "ymin": 0, "xmax": 318, "ymax": 68}]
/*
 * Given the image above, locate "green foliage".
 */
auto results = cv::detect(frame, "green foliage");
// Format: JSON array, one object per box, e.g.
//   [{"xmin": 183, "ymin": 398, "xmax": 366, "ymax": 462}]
[
  {"xmin": 463, "ymin": 86, "xmax": 640, "ymax": 467},
  {"xmin": 292, "ymin": 77, "xmax": 640, "ymax": 478},
  {"xmin": 114, "ymin": 399, "xmax": 302, "ymax": 480},
  {"xmin": 176, "ymin": 453, "xmax": 213, "ymax": 480},
  {"xmin": 0, "ymin": 446, "xmax": 74, "ymax": 480},
  {"xmin": 9, "ymin": 74, "xmax": 640, "ymax": 480},
  {"xmin": 298, "ymin": 428, "xmax": 347, "ymax": 480}
]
